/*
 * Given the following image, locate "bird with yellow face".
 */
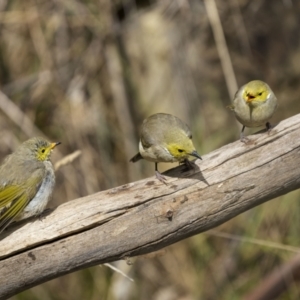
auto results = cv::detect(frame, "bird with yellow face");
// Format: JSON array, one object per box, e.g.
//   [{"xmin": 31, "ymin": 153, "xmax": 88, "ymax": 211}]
[
  {"xmin": 228, "ymin": 80, "xmax": 278, "ymax": 142},
  {"xmin": 130, "ymin": 113, "xmax": 202, "ymax": 184},
  {"xmin": 0, "ymin": 137, "xmax": 60, "ymax": 233}
]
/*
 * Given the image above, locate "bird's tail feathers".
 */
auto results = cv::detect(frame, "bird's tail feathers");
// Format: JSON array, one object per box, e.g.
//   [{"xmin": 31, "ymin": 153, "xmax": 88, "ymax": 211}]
[{"xmin": 130, "ymin": 153, "xmax": 143, "ymax": 163}]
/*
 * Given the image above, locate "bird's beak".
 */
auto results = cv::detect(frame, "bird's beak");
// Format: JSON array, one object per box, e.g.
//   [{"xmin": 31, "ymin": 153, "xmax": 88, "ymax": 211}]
[
  {"xmin": 245, "ymin": 93, "xmax": 255, "ymax": 103},
  {"xmin": 50, "ymin": 142, "xmax": 61, "ymax": 149},
  {"xmin": 189, "ymin": 150, "xmax": 202, "ymax": 160}
]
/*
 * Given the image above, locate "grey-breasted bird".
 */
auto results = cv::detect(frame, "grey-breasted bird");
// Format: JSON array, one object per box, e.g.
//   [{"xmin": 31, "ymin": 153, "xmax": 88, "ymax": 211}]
[
  {"xmin": 130, "ymin": 113, "xmax": 201, "ymax": 183},
  {"xmin": 0, "ymin": 137, "xmax": 60, "ymax": 233},
  {"xmin": 228, "ymin": 80, "xmax": 278, "ymax": 141}
]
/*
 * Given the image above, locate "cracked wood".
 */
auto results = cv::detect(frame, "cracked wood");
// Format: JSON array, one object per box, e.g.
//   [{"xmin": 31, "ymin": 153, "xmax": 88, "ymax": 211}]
[{"xmin": 0, "ymin": 114, "xmax": 300, "ymax": 299}]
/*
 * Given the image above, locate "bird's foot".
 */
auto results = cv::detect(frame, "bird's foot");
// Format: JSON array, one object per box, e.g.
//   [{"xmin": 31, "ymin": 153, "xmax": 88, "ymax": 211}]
[
  {"xmin": 241, "ymin": 137, "xmax": 252, "ymax": 144},
  {"xmin": 266, "ymin": 122, "xmax": 273, "ymax": 135},
  {"xmin": 155, "ymin": 171, "xmax": 168, "ymax": 185},
  {"xmin": 240, "ymin": 133, "xmax": 252, "ymax": 144}
]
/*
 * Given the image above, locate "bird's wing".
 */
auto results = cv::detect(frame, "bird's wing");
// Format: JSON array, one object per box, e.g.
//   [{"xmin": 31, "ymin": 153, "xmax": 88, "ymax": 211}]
[{"xmin": 0, "ymin": 170, "xmax": 44, "ymax": 233}]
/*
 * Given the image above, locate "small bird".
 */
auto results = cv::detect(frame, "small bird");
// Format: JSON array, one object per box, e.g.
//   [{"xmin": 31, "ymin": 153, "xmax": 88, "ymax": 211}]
[
  {"xmin": 0, "ymin": 137, "xmax": 60, "ymax": 234},
  {"xmin": 130, "ymin": 113, "xmax": 202, "ymax": 183},
  {"xmin": 228, "ymin": 80, "xmax": 278, "ymax": 142}
]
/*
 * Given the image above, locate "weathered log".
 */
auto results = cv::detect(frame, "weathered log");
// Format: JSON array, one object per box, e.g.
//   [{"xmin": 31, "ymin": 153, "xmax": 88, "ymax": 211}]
[{"xmin": 0, "ymin": 114, "xmax": 300, "ymax": 299}]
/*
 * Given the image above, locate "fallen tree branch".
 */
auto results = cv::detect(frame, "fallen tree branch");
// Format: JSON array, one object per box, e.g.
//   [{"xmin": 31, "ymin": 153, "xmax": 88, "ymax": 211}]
[{"xmin": 1, "ymin": 114, "xmax": 300, "ymax": 299}]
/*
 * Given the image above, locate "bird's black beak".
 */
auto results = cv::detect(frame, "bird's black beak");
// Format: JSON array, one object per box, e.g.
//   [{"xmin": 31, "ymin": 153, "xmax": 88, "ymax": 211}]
[
  {"xmin": 189, "ymin": 150, "xmax": 202, "ymax": 160},
  {"xmin": 50, "ymin": 142, "xmax": 61, "ymax": 149}
]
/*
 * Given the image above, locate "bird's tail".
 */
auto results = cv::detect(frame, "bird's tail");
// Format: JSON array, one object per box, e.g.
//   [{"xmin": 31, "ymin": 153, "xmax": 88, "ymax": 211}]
[{"xmin": 129, "ymin": 153, "xmax": 143, "ymax": 163}]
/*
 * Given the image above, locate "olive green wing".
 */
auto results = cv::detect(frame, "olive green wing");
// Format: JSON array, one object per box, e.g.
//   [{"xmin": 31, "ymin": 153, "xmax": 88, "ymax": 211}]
[{"xmin": 0, "ymin": 174, "xmax": 43, "ymax": 234}]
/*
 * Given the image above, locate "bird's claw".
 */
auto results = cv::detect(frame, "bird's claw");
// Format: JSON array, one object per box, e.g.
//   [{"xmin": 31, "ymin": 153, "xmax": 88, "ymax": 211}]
[
  {"xmin": 240, "ymin": 136, "xmax": 252, "ymax": 144},
  {"xmin": 155, "ymin": 171, "xmax": 168, "ymax": 185}
]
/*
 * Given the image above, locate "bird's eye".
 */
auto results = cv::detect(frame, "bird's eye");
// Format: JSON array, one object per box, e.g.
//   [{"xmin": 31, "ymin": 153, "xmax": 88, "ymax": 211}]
[
  {"xmin": 178, "ymin": 149, "xmax": 184, "ymax": 153},
  {"xmin": 258, "ymin": 92, "xmax": 263, "ymax": 96},
  {"xmin": 41, "ymin": 149, "xmax": 45, "ymax": 153}
]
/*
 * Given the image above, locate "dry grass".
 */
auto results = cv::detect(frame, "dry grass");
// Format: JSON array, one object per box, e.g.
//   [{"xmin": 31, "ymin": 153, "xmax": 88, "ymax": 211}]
[{"xmin": 0, "ymin": 0, "xmax": 299, "ymax": 299}]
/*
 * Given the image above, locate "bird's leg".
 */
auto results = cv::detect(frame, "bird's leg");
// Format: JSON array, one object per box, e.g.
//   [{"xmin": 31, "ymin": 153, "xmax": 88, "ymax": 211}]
[
  {"xmin": 155, "ymin": 163, "xmax": 168, "ymax": 185},
  {"xmin": 266, "ymin": 122, "xmax": 272, "ymax": 134},
  {"xmin": 240, "ymin": 125, "xmax": 245, "ymax": 140},
  {"xmin": 240, "ymin": 125, "xmax": 251, "ymax": 144}
]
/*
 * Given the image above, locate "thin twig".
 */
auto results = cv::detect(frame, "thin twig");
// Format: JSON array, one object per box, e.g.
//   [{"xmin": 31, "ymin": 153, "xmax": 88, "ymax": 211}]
[
  {"xmin": 204, "ymin": 0, "xmax": 238, "ymax": 99},
  {"xmin": 54, "ymin": 150, "xmax": 82, "ymax": 171},
  {"xmin": 103, "ymin": 263, "xmax": 134, "ymax": 282},
  {"xmin": 207, "ymin": 230, "xmax": 300, "ymax": 254},
  {"xmin": 0, "ymin": 91, "xmax": 44, "ymax": 137},
  {"xmin": 244, "ymin": 254, "xmax": 300, "ymax": 300}
]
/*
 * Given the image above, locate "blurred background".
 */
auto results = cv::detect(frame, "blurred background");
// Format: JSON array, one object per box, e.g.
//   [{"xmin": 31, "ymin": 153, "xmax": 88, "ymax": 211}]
[{"xmin": 1, "ymin": 0, "xmax": 299, "ymax": 299}]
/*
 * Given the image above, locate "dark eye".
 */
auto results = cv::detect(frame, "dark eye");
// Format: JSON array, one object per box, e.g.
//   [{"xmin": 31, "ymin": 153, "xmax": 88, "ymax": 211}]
[
  {"xmin": 258, "ymin": 92, "xmax": 262, "ymax": 96},
  {"xmin": 41, "ymin": 149, "xmax": 45, "ymax": 153},
  {"xmin": 178, "ymin": 149, "xmax": 184, "ymax": 153}
]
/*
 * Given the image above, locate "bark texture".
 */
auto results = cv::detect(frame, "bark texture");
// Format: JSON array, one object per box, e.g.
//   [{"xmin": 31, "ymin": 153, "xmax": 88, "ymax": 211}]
[{"xmin": 0, "ymin": 114, "xmax": 300, "ymax": 299}]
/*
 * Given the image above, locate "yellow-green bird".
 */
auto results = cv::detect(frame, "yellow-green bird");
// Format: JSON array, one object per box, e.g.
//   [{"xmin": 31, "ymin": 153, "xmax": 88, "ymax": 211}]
[
  {"xmin": 130, "ymin": 113, "xmax": 202, "ymax": 183},
  {"xmin": 229, "ymin": 80, "xmax": 278, "ymax": 141},
  {"xmin": 0, "ymin": 137, "xmax": 60, "ymax": 233}
]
